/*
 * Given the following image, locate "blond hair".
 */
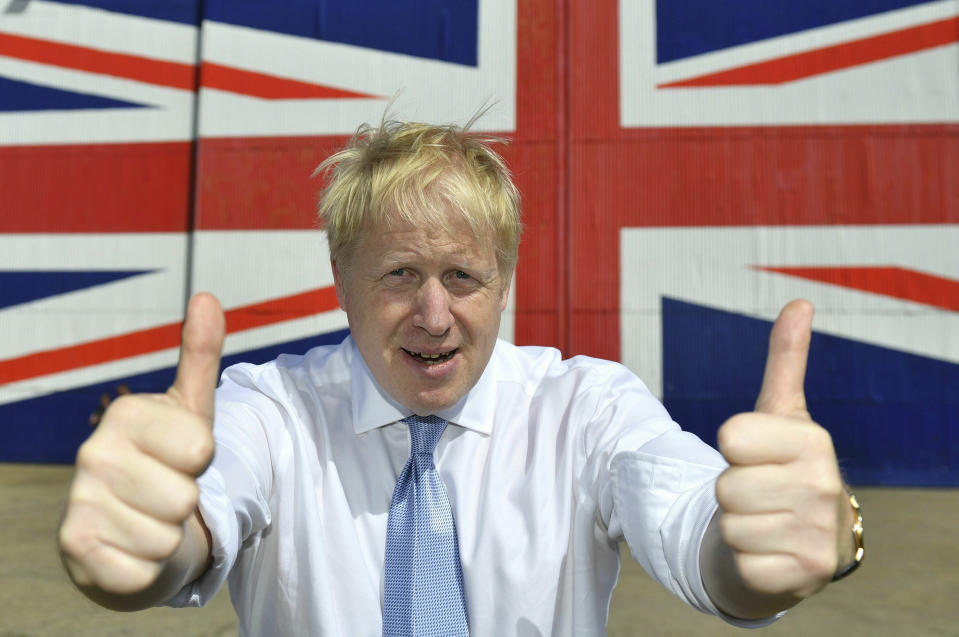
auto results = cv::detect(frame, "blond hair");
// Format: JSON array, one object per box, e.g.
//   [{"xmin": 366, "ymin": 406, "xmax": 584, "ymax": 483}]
[{"xmin": 315, "ymin": 119, "xmax": 522, "ymax": 275}]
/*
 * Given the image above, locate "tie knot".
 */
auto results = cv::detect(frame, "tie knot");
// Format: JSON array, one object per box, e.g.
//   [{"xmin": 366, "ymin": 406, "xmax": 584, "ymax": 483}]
[{"xmin": 402, "ymin": 415, "xmax": 448, "ymax": 456}]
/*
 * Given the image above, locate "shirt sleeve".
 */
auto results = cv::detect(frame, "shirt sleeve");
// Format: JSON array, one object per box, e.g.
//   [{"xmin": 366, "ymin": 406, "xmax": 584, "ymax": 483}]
[
  {"xmin": 165, "ymin": 367, "xmax": 278, "ymax": 608},
  {"xmin": 584, "ymin": 363, "xmax": 780, "ymax": 628}
]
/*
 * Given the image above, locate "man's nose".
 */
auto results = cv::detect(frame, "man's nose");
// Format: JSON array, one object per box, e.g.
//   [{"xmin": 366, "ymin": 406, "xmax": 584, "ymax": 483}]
[{"xmin": 412, "ymin": 278, "xmax": 454, "ymax": 336}]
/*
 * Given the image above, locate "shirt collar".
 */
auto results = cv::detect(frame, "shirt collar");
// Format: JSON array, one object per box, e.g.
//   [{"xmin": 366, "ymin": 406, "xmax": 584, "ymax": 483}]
[{"xmin": 349, "ymin": 336, "xmax": 498, "ymax": 436}]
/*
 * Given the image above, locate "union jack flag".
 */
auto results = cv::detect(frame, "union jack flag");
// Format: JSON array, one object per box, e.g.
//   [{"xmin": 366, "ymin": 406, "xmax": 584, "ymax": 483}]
[
  {"xmin": 0, "ymin": 0, "xmax": 515, "ymax": 462},
  {"xmin": 612, "ymin": 0, "xmax": 959, "ymax": 485},
  {"xmin": 1, "ymin": 0, "xmax": 956, "ymax": 486}
]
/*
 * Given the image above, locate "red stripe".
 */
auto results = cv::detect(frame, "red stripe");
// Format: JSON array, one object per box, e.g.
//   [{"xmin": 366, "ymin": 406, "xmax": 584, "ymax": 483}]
[
  {"xmin": 0, "ymin": 142, "xmax": 192, "ymax": 232},
  {"xmin": 659, "ymin": 16, "xmax": 959, "ymax": 88},
  {"xmin": 0, "ymin": 287, "xmax": 340, "ymax": 384},
  {"xmin": 194, "ymin": 134, "xmax": 351, "ymax": 229},
  {"xmin": 0, "ymin": 32, "xmax": 196, "ymax": 90},
  {"xmin": 192, "ymin": 126, "xmax": 959, "ymax": 232},
  {"xmin": 0, "ymin": 33, "xmax": 377, "ymax": 100},
  {"xmin": 201, "ymin": 63, "xmax": 377, "ymax": 99},
  {"xmin": 756, "ymin": 266, "xmax": 959, "ymax": 312}
]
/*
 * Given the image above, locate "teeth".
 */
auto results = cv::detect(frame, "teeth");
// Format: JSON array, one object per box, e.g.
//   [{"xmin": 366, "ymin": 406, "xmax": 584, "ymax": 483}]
[{"xmin": 407, "ymin": 349, "xmax": 453, "ymax": 363}]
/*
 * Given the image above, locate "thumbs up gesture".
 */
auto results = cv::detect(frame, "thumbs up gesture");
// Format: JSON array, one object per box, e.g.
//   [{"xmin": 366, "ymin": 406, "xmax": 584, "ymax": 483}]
[
  {"xmin": 714, "ymin": 300, "xmax": 852, "ymax": 604},
  {"xmin": 58, "ymin": 293, "xmax": 225, "ymax": 608}
]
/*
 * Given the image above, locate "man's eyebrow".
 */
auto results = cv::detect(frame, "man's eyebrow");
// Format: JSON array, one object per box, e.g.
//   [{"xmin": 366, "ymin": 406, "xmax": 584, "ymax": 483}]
[{"xmin": 379, "ymin": 252, "xmax": 418, "ymax": 267}]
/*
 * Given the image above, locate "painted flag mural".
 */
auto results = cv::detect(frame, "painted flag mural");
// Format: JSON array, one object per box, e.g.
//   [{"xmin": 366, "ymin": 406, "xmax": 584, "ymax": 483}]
[
  {"xmin": 1, "ymin": 0, "xmax": 956, "ymax": 486},
  {"xmin": 0, "ymin": 0, "xmax": 517, "ymax": 463},
  {"xmin": 608, "ymin": 0, "xmax": 959, "ymax": 485}
]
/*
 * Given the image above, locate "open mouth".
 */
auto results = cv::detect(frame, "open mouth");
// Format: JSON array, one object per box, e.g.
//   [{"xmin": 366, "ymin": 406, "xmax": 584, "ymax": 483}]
[{"xmin": 402, "ymin": 348, "xmax": 458, "ymax": 365}]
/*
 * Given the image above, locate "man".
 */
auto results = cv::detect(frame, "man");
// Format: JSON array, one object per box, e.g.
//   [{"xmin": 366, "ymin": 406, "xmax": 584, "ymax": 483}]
[{"xmin": 59, "ymin": 120, "xmax": 861, "ymax": 635}]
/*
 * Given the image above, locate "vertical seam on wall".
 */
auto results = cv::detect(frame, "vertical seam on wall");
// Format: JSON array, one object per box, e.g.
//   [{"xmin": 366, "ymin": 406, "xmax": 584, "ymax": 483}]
[
  {"xmin": 556, "ymin": 0, "xmax": 571, "ymax": 354},
  {"xmin": 184, "ymin": 0, "xmax": 206, "ymax": 309}
]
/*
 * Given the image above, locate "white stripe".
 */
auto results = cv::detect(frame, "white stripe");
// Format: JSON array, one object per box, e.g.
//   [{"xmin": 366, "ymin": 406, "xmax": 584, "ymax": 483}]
[{"xmin": 190, "ymin": 230, "xmax": 334, "ymax": 310}]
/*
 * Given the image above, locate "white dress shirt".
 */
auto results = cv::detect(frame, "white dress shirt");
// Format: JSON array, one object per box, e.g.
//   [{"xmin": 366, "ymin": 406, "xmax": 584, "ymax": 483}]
[{"xmin": 169, "ymin": 336, "xmax": 772, "ymax": 635}]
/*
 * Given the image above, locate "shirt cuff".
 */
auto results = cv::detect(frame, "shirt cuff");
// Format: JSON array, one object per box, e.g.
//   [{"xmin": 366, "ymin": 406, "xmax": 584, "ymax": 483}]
[
  {"xmin": 163, "ymin": 465, "xmax": 238, "ymax": 608},
  {"xmin": 610, "ymin": 442, "xmax": 782, "ymax": 628}
]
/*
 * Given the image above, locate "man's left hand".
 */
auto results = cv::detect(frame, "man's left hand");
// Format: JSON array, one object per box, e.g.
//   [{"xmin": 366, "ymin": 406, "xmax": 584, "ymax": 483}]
[{"xmin": 715, "ymin": 299, "xmax": 851, "ymax": 600}]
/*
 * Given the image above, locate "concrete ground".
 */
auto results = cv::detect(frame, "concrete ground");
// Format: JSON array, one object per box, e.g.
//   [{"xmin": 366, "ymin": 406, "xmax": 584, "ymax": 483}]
[{"xmin": 2, "ymin": 464, "xmax": 956, "ymax": 636}]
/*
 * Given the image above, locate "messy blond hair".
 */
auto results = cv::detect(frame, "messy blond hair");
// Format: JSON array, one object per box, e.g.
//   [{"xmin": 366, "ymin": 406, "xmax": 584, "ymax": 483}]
[{"xmin": 315, "ymin": 118, "xmax": 522, "ymax": 276}]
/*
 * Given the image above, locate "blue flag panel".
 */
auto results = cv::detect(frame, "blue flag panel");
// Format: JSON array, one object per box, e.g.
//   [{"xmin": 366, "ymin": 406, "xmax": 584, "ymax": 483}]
[
  {"xmin": 662, "ymin": 297, "xmax": 959, "ymax": 486},
  {"xmin": 38, "ymin": 0, "xmax": 201, "ymax": 25},
  {"xmin": 0, "ymin": 77, "xmax": 149, "ymax": 112},
  {"xmin": 656, "ymin": 0, "xmax": 936, "ymax": 62},
  {"xmin": 204, "ymin": 0, "xmax": 479, "ymax": 66},
  {"xmin": 0, "ymin": 270, "xmax": 155, "ymax": 310}
]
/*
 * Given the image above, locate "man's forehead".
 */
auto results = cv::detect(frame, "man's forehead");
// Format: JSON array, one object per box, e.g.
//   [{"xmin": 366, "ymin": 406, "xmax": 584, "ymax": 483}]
[
  {"xmin": 368, "ymin": 213, "xmax": 491, "ymax": 249},
  {"xmin": 370, "ymin": 225, "xmax": 494, "ymax": 260}
]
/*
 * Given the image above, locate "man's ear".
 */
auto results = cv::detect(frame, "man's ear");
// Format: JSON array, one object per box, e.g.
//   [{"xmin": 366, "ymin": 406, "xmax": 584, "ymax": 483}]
[{"xmin": 332, "ymin": 260, "xmax": 348, "ymax": 312}]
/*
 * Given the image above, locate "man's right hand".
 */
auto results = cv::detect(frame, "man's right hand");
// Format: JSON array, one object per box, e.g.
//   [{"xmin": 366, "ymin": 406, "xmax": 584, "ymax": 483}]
[{"xmin": 58, "ymin": 293, "xmax": 225, "ymax": 607}]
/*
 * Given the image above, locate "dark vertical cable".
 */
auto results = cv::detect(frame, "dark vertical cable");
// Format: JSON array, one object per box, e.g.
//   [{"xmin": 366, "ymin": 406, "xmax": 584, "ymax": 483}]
[{"xmin": 183, "ymin": 0, "xmax": 206, "ymax": 309}]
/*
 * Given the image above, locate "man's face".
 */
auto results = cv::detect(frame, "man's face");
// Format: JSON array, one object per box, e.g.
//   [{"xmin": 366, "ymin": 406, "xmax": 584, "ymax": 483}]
[{"xmin": 333, "ymin": 214, "xmax": 510, "ymax": 415}]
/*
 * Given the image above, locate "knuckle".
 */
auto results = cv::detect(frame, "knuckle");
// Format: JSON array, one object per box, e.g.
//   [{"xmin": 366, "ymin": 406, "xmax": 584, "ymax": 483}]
[
  {"xmin": 58, "ymin": 503, "xmax": 106, "ymax": 565},
  {"xmin": 182, "ymin": 429, "xmax": 215, "ymax": 473},
  {"xmin": 805, "ymin": 424, "xmax": 834, "ymax": 453},
  {"xmin": 717, "ymin": 511, "xmax": 736, "ymax": 541},
  {"xmin": 171, "ymin": 482, "xmax": 200, "ymax": 521},
  {"xmin": 719, "ymin": 412, "xmax": 760, "ymax": 455},
  {"xmin": 732, "ymin": 553, "xmax": 764, "ymax": 590},
  {"xmin": 714, "ymin": 471, "xmax": 733, "ymax": 508},
  {"xmin": 717, "ymin": 414, "xmax": 748, "ymax": 454},
  {"xmin": 74, "ymin": 439, "xmax": 101, "ymax": 469},
  {"xmin": 812, "ymin": 472, "xmax": 843, "ymax": 501},
  {"xmin": 75, "ymin": 439, "xmax": 121, "ymax": 479},
  {"xmin": 101, "ymin": 393, "xmax": 140, "ymax": 425},
  {"xmin": 76, "ymin": 439, "xmax": 125, "ymax": 485},
  {"xmin": 800, "ymin": 548, "xmax": 837, "ymax": 582},
  {"xmin": 58, "ymin": 517, "xmax": 93, "ymax": 559},
  {"xmin": 154, "ymin": 523, "xmax": 184, "ymax": 558},
  {"xmin": 798, "ymin": 468, "xmax": 828, "ymax": 495},
  {"xmin": 129, "ymin": 567, "xmax": 165, "ymax": 595}
]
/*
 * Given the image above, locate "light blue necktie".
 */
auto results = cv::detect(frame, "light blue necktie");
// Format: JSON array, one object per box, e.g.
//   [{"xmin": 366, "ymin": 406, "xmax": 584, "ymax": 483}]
[{"xmin": 382, "ymin": 415, "xmax": 469, "ymax": 637}]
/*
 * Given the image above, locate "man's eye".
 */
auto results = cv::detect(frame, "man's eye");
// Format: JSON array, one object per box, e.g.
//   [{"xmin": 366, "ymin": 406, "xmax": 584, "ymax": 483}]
[
  {"xmin": 454, "ymin": 270, "xmax": 470, "ymax": 280},
  {"xmin": 389, "ymin": 268, "xmax": 407, "ymax": 277}
]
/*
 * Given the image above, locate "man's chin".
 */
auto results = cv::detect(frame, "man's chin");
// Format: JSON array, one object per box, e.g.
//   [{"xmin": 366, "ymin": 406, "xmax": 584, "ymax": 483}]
[{"xmin": 400, "ymin": 387, "xmax": 465, "ymax": 416}]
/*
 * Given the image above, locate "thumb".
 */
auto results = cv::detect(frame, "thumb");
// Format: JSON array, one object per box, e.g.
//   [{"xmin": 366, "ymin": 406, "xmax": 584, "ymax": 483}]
[
  {"xmin": 755, "ymin": 299, "xmax": 813, "ymax": 418},
  {"xmin": 170, "ymin": 292, "xmax": 225, "ymax": 421}
]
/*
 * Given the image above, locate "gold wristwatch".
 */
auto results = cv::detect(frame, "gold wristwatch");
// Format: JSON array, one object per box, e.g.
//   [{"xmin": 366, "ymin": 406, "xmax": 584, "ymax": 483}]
[{"xmin": 831, "ymin": 492, "xmax": 864, "ymax": 581}]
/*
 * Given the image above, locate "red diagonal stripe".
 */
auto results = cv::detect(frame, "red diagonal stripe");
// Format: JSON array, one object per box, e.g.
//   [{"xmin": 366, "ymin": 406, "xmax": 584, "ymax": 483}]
[
  {"xmin": 0, "ymin": 32, "xmax": 196, "ymax": 90},
  {"xmin": 659, "ymin": 16, "xmax": 959, "ymax": 88},
  {"xmin": 0, "ymin": 287, "xmax": 340, "ymax": 385},
  {"xmin": 201, "ymin": 62, "xmax": 377, "ymax": 99},
  {"xmin": 0, "ymin": 33, "xmax": 378, "ymax": 100},
  {"xmin": 756, "ymin": 266, "xmax": 959, "ymax": 312}
]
